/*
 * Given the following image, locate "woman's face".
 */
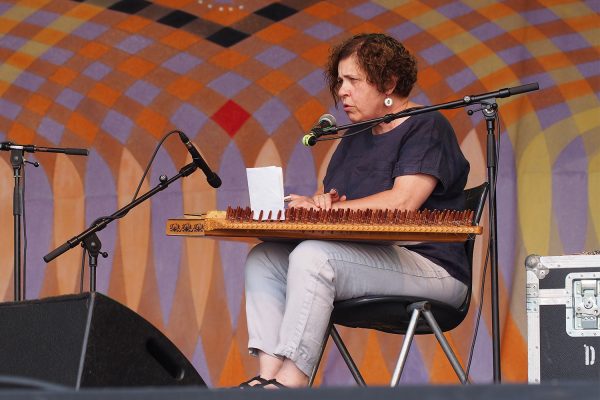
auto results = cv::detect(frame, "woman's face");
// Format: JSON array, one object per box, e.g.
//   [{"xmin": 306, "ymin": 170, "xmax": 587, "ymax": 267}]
[{"xmin": 337, "ymin": 54, "xmax": 387, "ymax": 122}]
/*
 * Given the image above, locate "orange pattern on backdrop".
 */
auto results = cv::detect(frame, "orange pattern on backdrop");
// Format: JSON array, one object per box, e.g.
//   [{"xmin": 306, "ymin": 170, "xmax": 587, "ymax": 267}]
[{"xmin": 0, "ymin": 0, "xmax": 598, "ymax": 387}]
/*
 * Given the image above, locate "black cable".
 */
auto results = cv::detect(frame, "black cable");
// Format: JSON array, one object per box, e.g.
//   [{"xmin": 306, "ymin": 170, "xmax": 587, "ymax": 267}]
[
  {"xmin": 465, "ymin": 238, "xmax": 491, "ymax": 378},
  {"xmin": 131, "ymin": 130, "xmax": 179, "ymax": 202},
  {"xmin": 21, "ymin": 162, "xmax": 26, "ymax": 300},
  {"xmin": 79, "ymin": 247, "xmax": 86, "ymax": 293}
]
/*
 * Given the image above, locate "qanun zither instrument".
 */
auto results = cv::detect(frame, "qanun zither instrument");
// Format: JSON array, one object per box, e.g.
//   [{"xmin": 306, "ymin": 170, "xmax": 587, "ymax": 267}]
[{"xmin": 166, "ymin": 207, "xmax": 482, "ymax": 243}]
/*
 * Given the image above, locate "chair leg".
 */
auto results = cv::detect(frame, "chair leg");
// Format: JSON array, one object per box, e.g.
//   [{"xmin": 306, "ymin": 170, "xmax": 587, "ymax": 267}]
[
  {"xmin": 390, "ymin": 306, "xmax": 421, "ymax": 386},
  {"xmin": 330, "ymin": 325, "xmax": 366, "ymax": 386},
  {"xmin": 308, "ymin": 320, "xmax": 333, "ymax": 386},
  {"xmin": 421, "ymin": 307, "xmax": 468, "ymax": 384}
]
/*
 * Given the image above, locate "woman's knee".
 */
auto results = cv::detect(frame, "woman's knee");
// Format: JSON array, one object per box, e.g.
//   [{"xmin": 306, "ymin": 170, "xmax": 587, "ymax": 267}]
[
  {"xmin": 288, "ymin": 241, "xmax": 335, "ymax": 281},
  {"xmin": 245, "ymin": 242, "xmax": 291, "ymax": 284}
]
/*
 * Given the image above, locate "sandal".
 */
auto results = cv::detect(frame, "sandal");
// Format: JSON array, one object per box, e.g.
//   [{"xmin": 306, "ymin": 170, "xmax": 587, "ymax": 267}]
[
  {"xmin": 238, "ymin": 375, "xmax": 269, "ymax": 388},
  {"xmin": 259, "ymin": 378, "xmax": 288, "ymax": 389}
]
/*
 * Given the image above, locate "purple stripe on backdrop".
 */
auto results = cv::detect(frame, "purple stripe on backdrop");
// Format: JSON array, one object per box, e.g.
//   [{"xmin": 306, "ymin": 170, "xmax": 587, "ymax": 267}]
[
  {"xmin": 217, "ymin": 141, "xmax": 250, "ymax": 210},
  {"xmin": 13, "ymin": 71, "xmax": 45, "ymax": 91},
  {"xmin": 151, "ymin": 147, "xmax": 183, "ymax": 325},
  {"xmin": 305, "ymin": 22, "xmax": 343, "ymax": 41},
  {"xmin": 56, "ymin": 88, "xmax": 84, "ymax": 111},
  {"xmin": 38, "ymin": 116, "xmax": 64, "ymax": 144},
  {"xmin": 399, "ymin": 342, "xmax": 430, "ymax": 383},
  {"xmin": 285, "ymin": 142, "xmax": 317, "ymax": 197},
  {"xmin": 552, "ymin": 137, "xmax": 588, "ymax": 254},
  {"xmin": 0, "ymin": 3, "xmax": 12, "ymax": 14},
  {"xmin": 72, "ymin": 22, "xmax": 108, "ymax": 40},
  {"xmin": 471, "ymin": 22, "xmax": 504, "ymax": 41},
  {"xmin": 497, "ymin": 45, "xmax": 534, "ymax": 65},
  {"xmin": 125, "ymin": 80, "xmax": 160, "ymax": 106},
  {"xmin": 116, "ymin": 35, "xmax": 152, "ymax": 54},
  {"xmin": 298, "ymin": 69, "xmax": 326, "ymax": 96},
  {"xmin": 411, "ymin": 92, "xmax": 431, "ymax": 108},
  {"xmin": 256, "ymin": 45, "xmax": 296, "ymax": 69},
  {"xmin": 83, "ymin": 61, "xmax": 111, "ymax": 81},
  {"xmin": 447, "ymin": 68, "xmax": 478, "ymax": 92},
  {"xmin": 586, "ymin": 0, "xmax": 600, "ymax": 13},
  {"xmin": 497, "ymin": 132, "xmax": 517, "ymax": 289},
  {"xmin": 207, "ymin": 72, "xmax": 250, "ymax": 98},
  {"xmin": 577, "ymin": 60, "xmax": 600, "ymax": 79},
  {"xmin": 192, "ymin": 337, "xmax": 213, "ymax": 387},
  {"xmin": 25, "ymin": 10, "xmax": 59, "ymax": 26},
  {"xmin": 217, "ymin": 142, "xmax": 251, "ymax": 328},
  {"xmin": 162, "ymin": 52, "xmax": 203, "ymax": 74},
  {"xmin": 171, "ymin": 103, "xmax": 208, "ymax": 139},
  {"xmin": 551, "ymin": 33, "xmax": 591, "ymax": 52},
  {"xmin": 85, "ymin": 150, "xmax": 117, "ymax": 293},
  {"xmin": 24, "ymin": 163, "xmax": 53, "ymax": 300},
  {"xmin": 420, "ymin": 43, "xmax": 453, "ymax": 65},
  {"xmin": 537, "ymin": 102, "xmax": 571, "ymax": 130},
  {"xmin": 468, "ymin": 316, "xmax": 493, "ymax": 383},
  {"xmin": 0, "ymin": 98, "xmax": 21, "ymax": 119},
  {"xmin": 349, "ymin": 2, "xmax": 386, "ymax": 20},
  {"xmin": 40, "ymin": 47, "xmax": 74, "ymax": 65},
  {"xmin": 322, "ymin": 346, "xmax": 358, "ymax": 386},
  {"xmin": 521, "ymin": 8, "xmax": 559, "ymax": 24},
  {"xmin": 101, "ymin": 110, "xmax": 133, "ymax": 144},
  {"xmin": 254, "ymin": 98, "xmax": 290, "ymax": 135},
  {"xmin": 0, "ymin": 34, "xmax": 27, "ymax": 51},
  {"xmin": 388, "ymin": 22, "xmax": 422, "ymax": 42},
  {"xmin": 437, "ymin": 2, "xmax": 472, "ymax": 18},
  {"xmin": 218, "ymin": 241, "xmax": 249, "ymax": 330}
]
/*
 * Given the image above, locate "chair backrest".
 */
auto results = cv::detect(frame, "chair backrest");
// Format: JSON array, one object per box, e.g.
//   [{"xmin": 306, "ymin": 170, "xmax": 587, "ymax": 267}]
[
  {"xmin": 463, "ymin": 182, "xmax": 489, "ymax": 267},
  {"xmin": 458, "ymin": 182, "xmax": 489, "ymax": 313}
]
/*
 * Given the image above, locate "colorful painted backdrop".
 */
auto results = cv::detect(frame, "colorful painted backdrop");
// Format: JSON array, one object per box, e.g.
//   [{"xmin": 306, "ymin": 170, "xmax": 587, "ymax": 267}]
[{"xmin": 0, "ymin": 0, "xmax": 598, "ymax": 387}]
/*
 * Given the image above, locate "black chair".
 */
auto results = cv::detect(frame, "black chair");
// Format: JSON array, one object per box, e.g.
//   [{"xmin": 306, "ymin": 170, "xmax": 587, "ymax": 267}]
[{"xmin": 309, "ymin": 182, "xmax": 489, "ymax": 386}]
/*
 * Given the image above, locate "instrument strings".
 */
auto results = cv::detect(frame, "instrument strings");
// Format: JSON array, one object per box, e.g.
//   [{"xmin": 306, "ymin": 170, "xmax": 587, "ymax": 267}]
[{"xmin": 226, "ymin": 206, "xmax": 475, "ymax": 226}]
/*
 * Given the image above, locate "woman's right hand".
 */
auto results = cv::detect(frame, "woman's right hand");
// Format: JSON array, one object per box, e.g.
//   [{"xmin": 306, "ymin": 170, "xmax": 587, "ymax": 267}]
[{"xmin": 287, "ymin": 189, "xmax": 346, "ymax": 210}]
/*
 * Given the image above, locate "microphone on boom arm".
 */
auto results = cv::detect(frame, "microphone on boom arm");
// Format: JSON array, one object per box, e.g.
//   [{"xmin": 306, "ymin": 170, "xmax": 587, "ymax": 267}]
[
  {"xmin": 178, "ymin": 131, "xmax": 222, "ymax": 188},
  {"xmin": 302, "ymin": 114, "xmax": 337, "ymax": 146}
]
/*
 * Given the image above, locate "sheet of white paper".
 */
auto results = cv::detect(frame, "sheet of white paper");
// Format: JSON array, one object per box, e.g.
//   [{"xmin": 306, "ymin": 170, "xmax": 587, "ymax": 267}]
[{"xmin": 246, "ymin": 166, "xmax": 285, "ymax": 220}]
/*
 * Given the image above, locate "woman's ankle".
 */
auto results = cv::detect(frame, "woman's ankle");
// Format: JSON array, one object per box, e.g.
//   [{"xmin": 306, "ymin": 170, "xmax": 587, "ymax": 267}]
[
  {"xmin": 258, "ymin": 351, "xmax": 284, "ymax": 379},
  {"xmin": 274, "ymin": 360, "xmax": 309, "ymax": 388}
]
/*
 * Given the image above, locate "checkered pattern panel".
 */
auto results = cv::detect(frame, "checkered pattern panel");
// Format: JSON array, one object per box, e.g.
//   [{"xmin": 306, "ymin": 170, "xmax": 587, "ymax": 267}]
[{"xmin": 0, "ymin": 0, "xmax": 598, "ymax": 387}]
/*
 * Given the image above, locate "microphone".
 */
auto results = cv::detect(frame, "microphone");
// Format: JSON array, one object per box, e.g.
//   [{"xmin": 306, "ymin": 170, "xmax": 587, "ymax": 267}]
[
  {"xmin": 302, "ymin": 114, "xmax": 337, "ymax": 146},
  {"xmin": 0, "ymin": 142, "xmax": 88, "ymax": 156},
  {"xmin": 178, "ymin": 132, "xmax": 222, "ymax": 188}
]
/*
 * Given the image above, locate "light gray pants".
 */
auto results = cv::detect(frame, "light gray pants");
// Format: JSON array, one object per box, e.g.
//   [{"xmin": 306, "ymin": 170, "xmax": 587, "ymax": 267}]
[{"xmin": 244, "ymin": 240, "xmax": 468, "ymax": 376}]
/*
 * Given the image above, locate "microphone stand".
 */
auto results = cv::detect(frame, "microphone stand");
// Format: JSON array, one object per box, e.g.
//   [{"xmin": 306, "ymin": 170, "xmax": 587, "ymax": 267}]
[
  {"xmin": 11, "ymin": 150, "xmax": 24, "ymax": 302},
  {"xmin": 43, "ymin": 162, "xmax": 198, "ymax": 292},
  {"xmin": 1, "ymin": 142, "xmax": 89, "ymax": 301},
  {"xmin": 313, "ymin": 82, "xmax": 539, "ymax": 383}
]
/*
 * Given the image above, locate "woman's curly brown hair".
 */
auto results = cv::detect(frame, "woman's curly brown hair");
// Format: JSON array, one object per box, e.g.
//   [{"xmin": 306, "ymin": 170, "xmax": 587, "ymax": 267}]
[{"xmin": 325, "ymin": 33, "xmax": 417, "ymax": 105}]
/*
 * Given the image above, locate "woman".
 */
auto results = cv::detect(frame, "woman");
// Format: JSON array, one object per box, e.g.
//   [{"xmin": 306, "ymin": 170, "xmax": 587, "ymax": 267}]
[{"xmin": 241, "ymin": 33, "xmax": 470, "ymax": 388}]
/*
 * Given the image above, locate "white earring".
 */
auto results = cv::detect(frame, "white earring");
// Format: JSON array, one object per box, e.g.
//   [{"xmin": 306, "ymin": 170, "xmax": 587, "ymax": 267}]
[{"xmin": 384, "ymin": 97, "xmax": 393, "ymax": 107}]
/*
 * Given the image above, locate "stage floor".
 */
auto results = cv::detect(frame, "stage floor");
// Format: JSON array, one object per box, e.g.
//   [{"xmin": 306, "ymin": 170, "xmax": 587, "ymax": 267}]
[{"xmin": 0, "ymin": 382, "xmax": 598, "ymax": 400}]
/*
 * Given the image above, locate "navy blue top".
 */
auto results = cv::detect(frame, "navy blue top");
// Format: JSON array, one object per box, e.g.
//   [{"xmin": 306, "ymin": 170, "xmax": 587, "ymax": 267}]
[{"xmin": 323, "ymin": 111, "xmax": 471, "ymax": 284}]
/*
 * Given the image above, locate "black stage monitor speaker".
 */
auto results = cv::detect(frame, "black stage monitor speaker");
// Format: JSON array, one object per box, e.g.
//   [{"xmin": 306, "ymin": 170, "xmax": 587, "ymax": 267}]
[{"xmin": 0, "ymin": 292, "xmax": 205, "ymax": 388}]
